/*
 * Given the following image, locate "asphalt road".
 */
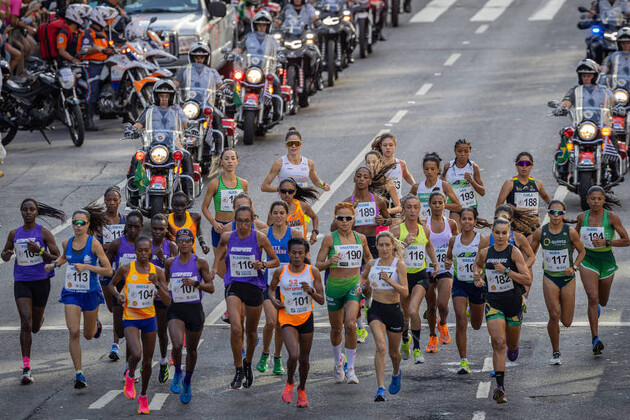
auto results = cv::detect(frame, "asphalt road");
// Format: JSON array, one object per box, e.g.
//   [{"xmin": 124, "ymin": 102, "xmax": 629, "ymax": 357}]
[{"xmin": 1, "ymin": 0, "xmax": 629, "ymax": 419}]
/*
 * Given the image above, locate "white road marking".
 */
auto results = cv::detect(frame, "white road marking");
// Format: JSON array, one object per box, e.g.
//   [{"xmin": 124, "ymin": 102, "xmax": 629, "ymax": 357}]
[
  {"xmin": 89, "ymin": 390, "xmax": 122, "ymax": 409},
  {"xmin": 482, "ymin": 357, "xmax": 493, "ymax": 372},
  {"xmin": 476, "ymin": 381, "xmax": 491, "ymax": 398},
  {"xmin": 475, "ymin": 24, "xmax": 489, "ymax": 34},
  {"xmin": 205, "ymin": 299, "xmax": 227, "ymax": 325},
  {"xmin": 472, "ymin": 411, "xmax": 486, "ymax": 420},
  {"xmin": 410, "ymin": 0, "xmax": 457, "ymax": 23},
  {"xmin": 444, "ymin": 53, "xmax": 461, "ymax": 67},
  {"xmin": 470, "ymin": 0, "xmax": 513, "ymax": 22},
  {"xmin": 529, "ymin": 0, "xmax": 565, "ymax": 21},
  {"xmin": 148, "ymin": 393, "xmax": 168, "ymax": 411},
  {"xmin": 389, "ymin": 110, "xmax": 408, "ymax": 124},
  {"xmin": 416, "ymin": 83, "xmax": 433, "ymax": 96}
]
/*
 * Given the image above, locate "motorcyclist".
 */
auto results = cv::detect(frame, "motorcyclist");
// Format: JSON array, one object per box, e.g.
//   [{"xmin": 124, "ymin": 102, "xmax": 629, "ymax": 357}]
[
  {"xmin": 126, "ymin": 80, "xmax": 195, "ymax": 204},
  {"xmin": 98, "ymin": 0, "xmax": 131, "ymax": 43},
  {"xmin": 56, "ymin": 3, "xmax": 92, "ymax": 66},
  {"xmin": 588, "ymin": 0, "xmax": 630, "ymax": 19},
  {"xmin": 600, "ymin": 26, "xmax": 630, "ymax": 86},
  {"xmin": 275, "ymin": 0, "xmax": 319, "ymax": 27},
  {"xmin": 78, "ymin": 5, "xmax": 118, "ymax": 131}
]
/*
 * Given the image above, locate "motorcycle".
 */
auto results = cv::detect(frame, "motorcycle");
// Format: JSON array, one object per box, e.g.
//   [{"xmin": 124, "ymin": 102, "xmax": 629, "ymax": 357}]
[
  {"xmin": 0, "ymin": 58, "xmax": 85, "ymax": 147},
  {"xmin": 578, "ymin": 5, "xmax": 627, "ymax": 64},
  {"xmin": 351, "ymin": 0, "xmax": 374, "ymax": 59},
  {"xmin": 601, "ymin": 72, "xmax": 630, "ymax": 146},
  {"xmin": 316, "ymin": 0, "xmax": 356, "ymax": 87},
  {"xmin": 549, "ymin": 100, "xmax": 628, "ymax": 210}
]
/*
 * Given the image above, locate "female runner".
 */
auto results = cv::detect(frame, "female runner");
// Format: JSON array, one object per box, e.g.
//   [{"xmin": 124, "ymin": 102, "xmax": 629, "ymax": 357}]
[
  {"xmin": 496, "ymin": 151, "xmax": 551, "ymax": 215},
  {"xmin": 371, "ymin": 132, "xmax": 415, "ymax": 201},
  {"xmin": 169, "ymin": 192, "xmax": 210, "ymax": 254},
  {"xmin": 365, "ymin": 150, "xmax": 402, "ymax": 214},
  {"xmin": 273, "ymin": 178, "xmax": 320, "ymax": 244},
  {"xmin": 410, "ymin": 153, "xmax": 461, "ymax": 220}
]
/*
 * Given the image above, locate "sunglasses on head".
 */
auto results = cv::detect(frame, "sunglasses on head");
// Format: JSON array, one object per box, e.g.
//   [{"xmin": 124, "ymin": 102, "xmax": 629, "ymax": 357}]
[
  {"xmin": 286, "ymin": 141, "xmax": 302, "ymax": 147},
  {"xmin": 335, "ymin": 215, "xmax": 354, "ymax": 222},
  {"xmin": 279, "ymin": 188, "xmax": 296, "ymax": 195},
  {"xmin": 516, "ymin": 160, "xmax": 533, "ymax": 167},
  {"xmin": 548, "ymin": 209, "xmax": 565, "ymax": 216},
  {"xmin": 72, "ymin": 220, "xmax": 88, "ymax": 227}
]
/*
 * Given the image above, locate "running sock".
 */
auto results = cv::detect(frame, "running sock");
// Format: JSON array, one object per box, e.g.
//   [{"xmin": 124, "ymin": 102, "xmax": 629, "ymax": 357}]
[
  {"xmin": 76, "ymin": 370, "xmax": 84, "ymax": 376},
  {"xmin": 495, "ymin": 371, "xmax": 505, "ymax": 388},
  {"xmin": 346, "ymin": 348, "xmax": 357, "ymax": 370},
  {"xmin": 175, "ymin": 365, "xmax": 182, "ymax": 375},
  {"xmin": 411, "ymin": 329, "xmax": 421, "ymax": 350},
  {"xmin": 183, "ymin": 371, "xmax": 193, "ymax": 384},
  {"xmin": 332, "ymin": 344, "xmax": 343, "ymax": 365},
  {"xmin": 592, "ymin": 336, "xmax": 598, "ymax": 345},
  {"xmin": 160, "ymin": 357, "xmax": 168, "ymax": 365},
  {"xmin": 23, "ymin": 357, "xmax": 30, "ymax": 369},
  {"xmin": 357, "ymin": 317, "xmax": 365, "ymax": 329},
  {"xmin": 402, "ymin": 330, "xmax": 410, "ymax": 343}
]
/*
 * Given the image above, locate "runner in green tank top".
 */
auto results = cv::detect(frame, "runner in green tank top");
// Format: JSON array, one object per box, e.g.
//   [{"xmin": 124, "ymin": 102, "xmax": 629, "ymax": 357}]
[
  {"xmin": 530, "ymin": 201, "xmax": 585, "ymax": 365},
  {"xmin": 575, "ymin": 187, "xmax": 629, "ymax": 356}
]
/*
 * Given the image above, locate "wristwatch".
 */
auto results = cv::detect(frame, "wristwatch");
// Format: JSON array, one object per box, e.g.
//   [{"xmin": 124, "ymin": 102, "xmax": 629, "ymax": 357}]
[
  {"xmin": 155, "ymin": 283, "xmax": 161, "ymax": 290},
  {"xmin": 193, "ymin": 280, "xmax": 201, "ymax": 289},
  {"xmin": 606, "ymin": 240, "xmax": 612, "ymax": 247},
  {"xmin": 572, "ymin": 265, "xmax": 579, "ymax": 271},
  {"xmin": 261, "ymin": 261, "xmax": 267, "ymax": 269},
  {"xmin": 312, "ymin": 229, "xmax": 319, "ymax": 234},
  {"xmin": 504, "ymin": 267, "xmax": 511, "ymax": 276}
]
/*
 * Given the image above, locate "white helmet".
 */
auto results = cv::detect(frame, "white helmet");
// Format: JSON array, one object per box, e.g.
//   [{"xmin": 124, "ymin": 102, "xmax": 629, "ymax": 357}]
[
  {"xmin": 90, "ymin": 5, "xmax": 118, "ymax": 28},
  {"xmin": 124, "ymin": 21, "xmax": 144, "ymax": 42},
  {"xmin": 251, "ymin": 10, "xmax": 273, "ymax": 33},
  {"xmin": 188, "ymin": 41, "xmax": 211, "ymax": 65},
  {"xmin": 65, "ymin": 4, "xmax": 92, "ymax": 26}
]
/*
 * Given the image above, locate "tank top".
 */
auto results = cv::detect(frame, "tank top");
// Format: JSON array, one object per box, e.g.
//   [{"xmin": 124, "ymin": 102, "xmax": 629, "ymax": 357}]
[
  {"xmin": 581, "ymin": 209, "xmax": 615, "ymax": 252},
  {"xmin": 541, "ymin": 224, "xmax": 573, "ymax": 277},
  {"xmin": 278, "ymin": 155, "xmax": 309, "ymax": 187},
  {"xmin": 386, "ymin": 158, "xmax": 404, "ymax": 199},
  {"xmin": 287, "ymin": 199, "xmax": 307, "ymax": 238},
  {"xmin": 278, "ymin": 264, "xmax": 315, "ymax": 326},
  {"xmin": 417, "ymin": 179, "xmax": 444, "ymax": 219},
  {"xmin": 63, "ymin": 236, "xmax": 99, "ymax": 293},
  {"xmin": 213, "ymin": 175, "xmax": 244, "ymax": 213},
  {"xmin": 13, "ymin": 224, "xmax": 51, "ymax": 282},
  {"xmin": 266, "ymin": 226, "xmax": 292, "ymax": 285},
  {"xmin": 506, "ymin": 177, "xmax": 539, "ymax": 210},
  {"xmin": 399, "ymin": 222, "xmax": 428, "ymax": 273},
  {"xmin": 368, "ymin": 258, "xmax": 399, "ymax": 291},
  {"xmin": 101, "ymin": 212, "xmax": 126, "ymax": 245},
  {"xmin": 150, "ymin": 240, "xmax": 173, "ymax": 269},
  {"xmin": 426, "ymin": 216, "xmax": 452, "ymax": 274},
  {"xmin": 485, "ymin": 244, "xmax": 524, "ymax": 306},
  {"xmin": 116, "ymin": 236, "xmax": 137, "ymax": 271},
  {"xmin": 169, "ymin": 255, "xmax": 203, "ymax": 304},
  {"xmin": 351, "ymin": 193, "xmax": 379, "ymax": 227},
  {"xmin": 123, "ymin": 262, "xmax": 157, "ymax": 320},
  {"xmin": 327, "ymin": 230, "xmax": 362, "ymax": 269},
  {"xmin": 224, "ymin": 230, "xmax": 265, "ymax": 289},
  {"xmin": 452, "ymin": 233, "xmax": 480, "ymax": 282},
  {"xmin": 168, "ymin": 212, "xmax": 198, "ymax": 252},
  {"xmin": 445, "ymin": 159, "xmax": 477, "ymax": 208}
]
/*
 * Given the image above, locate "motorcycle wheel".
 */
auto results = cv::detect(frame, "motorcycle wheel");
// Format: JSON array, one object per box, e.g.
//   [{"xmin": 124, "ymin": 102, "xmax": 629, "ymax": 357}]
[
  {"xmin": 149, "ymin": 195, "xmax": 166, "ymax": 219},
  {"xmin": 579, "ymin": 171, "xmax": 595, "ymax": 211},
  {"xmin": 327, "ymin": 39, "xmax": 335, "ymax": 87},
  {"xmin": 243, "ymin": 109, "xmax": 256, "ymax": 145},
  {"xmin": 392, "ymin": 0, "xmax": 400, "ymax": 27},
  {"xmin": 286, "ymin": 66, "xmax": 299, "ymax": 115},
  {"xmin": 1, "ymin": 126, "xmax": 18, "ymax": 146},
  {"xmin": 359, "ymin": 19, "xmax": 368, "ymax": 59},
  {"xmin": 68, "ymin": 104, "xmax": 85, "ymax": 147},
  {"xmin": 299, "ymin": 91, "xmax": 310, "ymax": 108}
]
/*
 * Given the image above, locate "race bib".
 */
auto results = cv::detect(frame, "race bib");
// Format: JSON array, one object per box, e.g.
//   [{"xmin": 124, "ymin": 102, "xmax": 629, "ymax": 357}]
[
  {"xmin": 230, "ymin": 254, "xmax": 257, "ymax": 277},
  {"xmin": 486, "ymin": 268, "xmax": 514, "ymax": 293},
  {"xmin": 169, "ymin": 275, "xmax": 200, "ymax": 303},
  {"xmin": 65, "ymin": 265, "xmax": 90, "ymax": 291},
  {"xmin": 220, "ymin": 189, "xmax": 243, "ymax": 212},
  {"xmin": 581, "ymin": 226, "xmax": 605, "ymax": 249},
  {"xmin": 369, "ymin": 266, "xmax": 395, "ymax": 290},
  {"xmin": 15, "ymin": 242, "xmax": 43, "ymax": 266},
  {"xmin": 543, "ymin": 249, "xmax": 570, "ymax": 272},
  {"xmin": 282, "ymin": 283, "xmax": 312, "ymax": 315},
  {"xmin": 453, "ymin": 182, "xmax": 477, "ymax": 208},
  {"xmin": 403, "ymin": 244, "xmax": 426, "ymax": 268},
  {"xmin": 515, "ymin": 192, "xmax": 539, "ymax": 210},
  {"xmin": 334, "ymin": 244, "xmax": 362, "ymax": 268},
  {"xmin": 456, "ymin": 256, "xmax": 476, "ymax": 282},
  {"xmin": 418, "ymin": 192, "xmax": 431, "ymax": 218},
  {"xmin": 102, "ymin": 224, "xmax": 125, "ymax": 245},
  {"xmin": 354, "ymin": 202, "xmax": 377, "ymax": 226},
  {"xmin": 391, "ymin": 175, "xmax": 402, "ymax": 196},
  {"xmin": 429, "ymin": 245, "xmax": 448, "ymax": 272},
  {"xmin": 127, "ymin": 283, "xmax": 155, "ymax": 308}
]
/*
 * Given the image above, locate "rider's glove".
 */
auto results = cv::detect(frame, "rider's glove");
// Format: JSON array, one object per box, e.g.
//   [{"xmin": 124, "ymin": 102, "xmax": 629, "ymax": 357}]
[
  {"xmin": 552, "ymin": 107, "xmax": 568, "ymax": 116},
  {"xmin": 613, "ymin": 105, "xmax": 627, "ymax": 117}
]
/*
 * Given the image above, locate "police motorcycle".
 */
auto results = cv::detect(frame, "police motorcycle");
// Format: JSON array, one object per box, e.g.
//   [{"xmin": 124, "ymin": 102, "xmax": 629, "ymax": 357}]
[
  {"xmin": 600, "ymin": 27, "xmax": 630, "ymax": 146},
  {"xmin": 578, "ymin": 4, "xmax": 628, "ymax": 64},
  {"xmin": 123, "ymin": 81, "xmax": 203, "ymax": 218},
  {"xmin": 351, "ymin": 0, "xmax": 374, "ymax": 58},
  {"xmin": 316, "ymin": 0, "xmax": 355, "ymax": 87}
]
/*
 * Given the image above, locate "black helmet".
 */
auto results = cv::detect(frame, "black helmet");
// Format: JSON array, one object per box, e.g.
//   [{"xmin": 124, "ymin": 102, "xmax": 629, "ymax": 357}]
[
  {"xmin": 188, "ymin": 41, "xmax": 211, "ymax": 66},
  {"xmin": 252, "ymin": 10, "xmax": 273, "ymax": 33},
  {"xmin": 617, "ymin": 27, "xmax": 630, "ymax": 46},
  {"xmin": 152, "ymin": 79, "xmax": 177, "ymax": 106},
  {"xmin": 576, "ymin": 59, "xmax": 599, "ymax": 84}
]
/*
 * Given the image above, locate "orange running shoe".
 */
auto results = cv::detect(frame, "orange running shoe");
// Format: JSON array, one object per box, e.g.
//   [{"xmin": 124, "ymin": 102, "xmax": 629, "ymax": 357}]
[
  {"xmin": 425, "ymin": 335, "xmax": 439, "ymax": 353},
  {"xmin": 137, "ymin": 395, "xmax": 150, "ymax": 414},
  {"xmin": 438, "ymin": 319, "xmax": 451, "ymax": 345},
  {"xmin": 297, "ymin": 388, "xmax": 309, "ymax": 408},
  {"xmin": 281, "ymin": 381, "xmax": 294, "ymax": 403}
]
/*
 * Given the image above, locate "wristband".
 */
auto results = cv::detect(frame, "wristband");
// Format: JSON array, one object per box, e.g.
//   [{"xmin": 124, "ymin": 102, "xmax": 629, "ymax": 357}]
[
  {"xmin": 155, "ymin": 283, "xmax": 161, "ymax": 290},
  {"xmin": 573, "ymin": 265, "xmax": 579, "ymax": 271},
  {"xmin": 312, "ymin": 229, "xmax": 319, "ymax": 234},
  {"xmin": 54, "ymin": 262, "xmax": 59, "ymax": 269},
  {"xmin": 39, "ymin": 248, "xmax": 44, "ymax": 256}
]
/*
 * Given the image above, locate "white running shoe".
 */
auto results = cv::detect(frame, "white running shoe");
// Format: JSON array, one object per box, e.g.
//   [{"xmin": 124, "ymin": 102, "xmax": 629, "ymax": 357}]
[
  {"xmin": 334, "ymin": 356, "xmax": 346, "ymax": 383},
  {"xmin": 346, "ymin": 368, "xmax": 359, "ymax": 384},
  {"xmin": 550, "ymin": 351, "xmax": 562, "ymax": 366}
]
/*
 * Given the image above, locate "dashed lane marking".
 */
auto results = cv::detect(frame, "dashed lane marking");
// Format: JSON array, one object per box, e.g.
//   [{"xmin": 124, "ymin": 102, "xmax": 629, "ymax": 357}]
[
  {"xmin": 482, "ymin": 357, "xmax": 493, "ymax": 372},
  {"xmin": 529, "ymin": 0, "xmax": 566, "ymax": 21},
  {"xmin": 415, "ymin": 83, "xmax": 433, "ymax": 96},
  {"xmin": 410, "ymin": 0, "xmax": 457, "ymax": 23},
  {"xmin": 148, "ymin": 393, "xmax": 169, "ymax": 411},
  {"xmin": 444, "ymin": 53, "xmax": 461, "ymax": 67},
  {"xmin": 470, "ymin": 0, "xmax": 513, "ymax": 22},
  {"xmin": 205, "ymin": 299, "xmax": 227, "ymax": 325},
  {"xmin": 475, "ymin": 24, "xmax": 489, "ymax": 34},
  {"xmin": 389, "ymin": 110, "xmax": 408, "ymax": 124},
  {"xmin": 476, "ymin": 381, "xmax": 491, "ymax": 398},
  {"xmin": 472, "ymin": 411, "xmax": 486, "ymax": 420},
  {"xmin": 89, "ymin": 390, "xmax": 123, "ymax": 409}
]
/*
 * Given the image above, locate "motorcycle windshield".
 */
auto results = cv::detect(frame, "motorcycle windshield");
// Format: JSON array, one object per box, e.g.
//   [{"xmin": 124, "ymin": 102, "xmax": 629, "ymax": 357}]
[
  {"xmin": 573, "ymin": 87, "xmax": 614, "ymax": 127},
  {"xmin": 601, "ymin": 6, "xmax": 627, "ymax": 26},
  {"xmin": 180, "ymin": 68, "xmax": 216, "ymax": 108},
  {"xmin": 320, "ymin": 0, "xmax": 343, "ymax": 12},
  {"xmin": 242, "ymin": 35, "xmax": 277, "ymax": 75},
  {"xmin": 145, "ymin": 129, "xmax": 179, "ymax": 149},
  {"xmin": 282, "ymin": 16, "xmax": 307, "ymax": 35}
]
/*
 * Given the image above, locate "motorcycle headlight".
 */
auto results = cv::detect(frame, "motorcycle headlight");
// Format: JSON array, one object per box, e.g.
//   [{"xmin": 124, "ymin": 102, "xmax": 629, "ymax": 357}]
[
  {"xmin": 273, "ymin": 33, "xmax": 282, "ymax": 40},
  {"xmin": 246, "ymin": 68, "xmax": 263, "ymax": 84},
  {"xmin": 58, "ymin": 67, "xmax": 75, "ymax": 90},
  {"xmin": 323, "ymin": 16, "xmax": 340, "ymax": 26},
  {"xmin": 150, "ymin": 145, "xmax": 169, "ymax": 164},
  {"xmin": 578, "ymin": 121, "xmax": 598, "ymax": 141},
  {"xmin": 614, "ymin": 89, "xmax": 629, "ymax": 105},
  {"xmin": 284, "ymin": 40, "xmax": 303, "ymax": 50},
  {"xmin": 182, "ymin": 101, "xmax": 200, "ymax": 119}
]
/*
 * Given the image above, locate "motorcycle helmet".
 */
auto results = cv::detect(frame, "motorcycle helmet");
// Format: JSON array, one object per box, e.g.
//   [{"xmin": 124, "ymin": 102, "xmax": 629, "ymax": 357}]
[
  {"xmin": 124, "ymin": 21, "xmax": 144, "ymax": 42},
  {"xmin": 616, "ymin": 27, "xmax": 630, "ymax": 47},
  {"xmin": 252, "ymin": 10, "xmax": 273, "ymax": 34},
  {"xmin": 188, "ymin": 42, "xmax": 211, "ymax": 66},
  {"xmin": 90, "ymin": 5, "xmax": 118, "ymax": 28},
  {"xmin": 290, "ymin": 0, "xmax": 306, "ymax": 6},
  {"xmin": 152, "ymin": 79, "xmax": 177, "ymax": 106},
  {"xmin": 65, "ymin": 4, "xmax": 92, "ymax": 27},
  {"xmin": 576, "ymin": 59, "xmax": 600, "ymax": 84}
]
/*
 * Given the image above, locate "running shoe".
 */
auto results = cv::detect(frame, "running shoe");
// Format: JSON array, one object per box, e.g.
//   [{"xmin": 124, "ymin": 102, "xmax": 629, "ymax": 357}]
[
  {"xmin": 507, "ymin": 346, "xmax": 519, "ymax": 362},
  {"xmin": 273, "ymin": 356, "xmax": 285, "ymax": 375},
  {"xmin": 74, "ymin": 372, "xmax": 87, "ymax": 389},
  {"xmin": 550, "ymin": 351, "xmax": 562, "ymax": 366},
  {"xmin": 334, "ymin": 355, "xmax": 346, "ymax": 383},
  {"xmin": 21, "ymin": 368, "xmax": 34, "ymax": 385},
  {"xmin": 437, "ymin": 319, "xmax": 451, "ymax": 345},
  {"xmin": 170, "ymin": 356, "xmax": 174, "ymax": 365},
  {"xmin": 137, "ymin": 395, "xmax": 150, "ymax": 414},
  {"xmin": 425, "ymin": 336, "xmax": 439, "ymax": 353},
  {"xmin": 592, "ymin": 337, "xmax": 604, "ymax": 355},
  {"xmin": 458, "ymin": 359, "xmax": 471, "ymax": 374},
  {"xmin": 230, "ymin": 368, "xmax": 244, "ymax": 390},
  {"xmin": 489, "ymin": 370, "xmax": 496, "ymax": 378},
  {"xmin": 413, "ymin": 348, "xmax": 425, "ymax": 364},
  {"xmin": 243, "ymin": 359, "xmax": 254, "ymax": 388},
  {"xmin": 221, "ymin": 310, "xmax": 230, "ymax": 323},
  {"xmin": 357, "ymin": 327, "xmax": 368, "ymax": 343},
  {"xmin": 124, "ymin": 371, "xmax": 136, "ymax": 399},
  {"xmin": 281, "ymin": 381, "xmax": 294, "ymax": 403},
  {"xmin": 296, "ymin": 388, "xmax": 309, "ymax": 408},
  {"xmin": 109, "ymin": 344, "xmax": 120, "ymax": 361},
  {"xmin": 400, "ymin": 335, "xmax": 410, "ymax": 360},
  {"xmin": 256, "ymin": 353, "xmax": 270, "ymax": 373},
  {"xmin": 374, "ymin": 386, "xmax": 386, "ymax": 402},
  {"xmin": 388, "ymin": 370, "xmax": 401, "ymax": 395},
  {"xmin": 180, "ymin": 381, "xmax": 192, "ymax": 404},
  {"xmin": 493, "ymin": 386, "xmax": 507, "ymax": 404},
  {"xmin": 123, "ymin": 368, "xmax": 139, "ymax": 383},
  {"xmin": 158, "ymin": 363, "xmax": 169, "ymax": 384},
  {"xmin": 94, "ymin": 319, "xmax": 102, "ymax": 339},
  {"xmin": 171, "ymin": 371, "xmax": 182, "ymax": 394},
  {"xmin": 346, "ymin": 368, "xmax": 359, "ymax": 384}
]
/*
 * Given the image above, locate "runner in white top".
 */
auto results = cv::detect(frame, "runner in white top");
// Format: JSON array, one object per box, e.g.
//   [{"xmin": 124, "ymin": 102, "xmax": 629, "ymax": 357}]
[
  {"xmin": 365, "ymin": 150, "xmax": 402, "ymax": 215},
  {"xmin": 410, "ymin": 153, "xmax": 461, "ymax": 220},
  {"xmin": 371, "ymin": 132, "xmax": 415, "ymax": 200}
]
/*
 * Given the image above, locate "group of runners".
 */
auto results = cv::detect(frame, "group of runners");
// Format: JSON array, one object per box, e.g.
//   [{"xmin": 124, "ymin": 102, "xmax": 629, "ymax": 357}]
[{"xmin": 2, "ymin": 129, "xmax": 628, "ymax": 413}]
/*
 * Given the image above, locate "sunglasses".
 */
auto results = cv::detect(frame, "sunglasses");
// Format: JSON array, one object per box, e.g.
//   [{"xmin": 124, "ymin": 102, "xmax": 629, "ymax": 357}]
[
  {"xmin": 516, "ymin": 160, "xmax": 533, "ymax": 167},
  {"xmin": 72, "ymin": 220, "xmax": 88, "ymax": 227},
  {"xmin": 286, "ymin": 141, "xmax": 302, "ymax": 147},
  {"xmin": 176, "ymin": 237, "xmax": 194, "ymax": 243},
  {"xmin": 548, "ymin": 209, "xmax": 566, "ymax": 216},
  {"xmin": 279, "ymin": 188, "xmax": 296, "ymax": 195},
  {"xmin": 335, "ymin": 215, "xmax": 354, "ymax": 222}
]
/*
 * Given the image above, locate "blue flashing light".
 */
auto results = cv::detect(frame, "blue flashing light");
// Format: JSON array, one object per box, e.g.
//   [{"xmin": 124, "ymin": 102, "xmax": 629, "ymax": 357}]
[{"xmin": 592, "ymin": 26, "xmax": 602, "ymax": 34}]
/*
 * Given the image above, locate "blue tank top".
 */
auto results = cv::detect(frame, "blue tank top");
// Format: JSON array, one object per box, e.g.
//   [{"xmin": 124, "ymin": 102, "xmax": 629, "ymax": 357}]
[
  {"xmin": 224, "ymin": 230, "xmax": 264, "ymax": 289},
  {"xmin": 489, "ymin": 230, "xmax": 515, "ymax": 246},
  {"xmin": 169, "ymin": 254, "xmax": 202, "ymax": 304},
  {"xmin": 64, "ymin": 236, "xmax": 99, "ymax": 293},
  {"xmin": 13, "ymin": 224, "xmax": 51, "ymax": 282},
  {"xmin": 265, "ymin": 226, "xmax": 292, "ymax": 284}
]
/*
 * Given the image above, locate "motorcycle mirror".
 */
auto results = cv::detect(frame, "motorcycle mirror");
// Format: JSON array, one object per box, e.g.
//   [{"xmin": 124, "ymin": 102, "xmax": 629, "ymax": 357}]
[
  {"xmin": 548, "ymin": 100, "xmax": 559, "ymax": 109},
  {"xmin": 150, "ymin": 16, "xmax": 157, "ymax": 24},
  {"xmin": 577, "ymin": 20, "xmax": 593, "ymax": 29},
  {"xmin": 577, "ymin": 6, "xmax": 589, "ymax": 13}
]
